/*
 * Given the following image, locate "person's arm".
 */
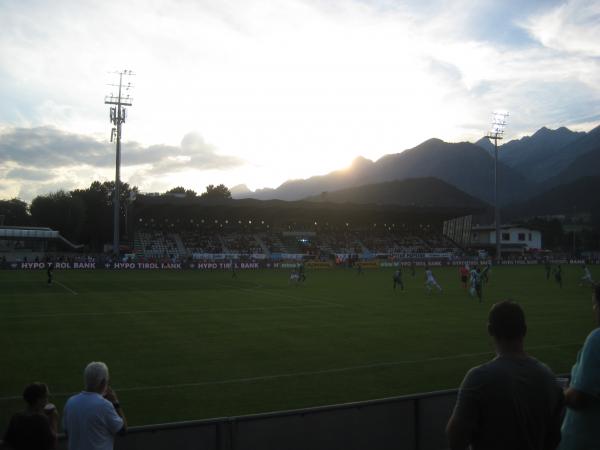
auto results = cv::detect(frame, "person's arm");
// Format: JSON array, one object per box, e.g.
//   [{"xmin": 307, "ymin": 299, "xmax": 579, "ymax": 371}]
[
  {"xmin": 446, "ymin": 369, "xmax": 480, "ymax": 450},
  {"xmin": 567, "ymin": 330, "xmax": 600, "ymax": 411},
  {"xmin": 564, "ymin": 386, "xmax": 593, "ymax": 410},
  {"xmin": 446, "ymin": 412, "xmax": 475, "ymax": 450},
  {"xmin": 104, "ymin": 386, "xmax": 128, "ymax": 434}
]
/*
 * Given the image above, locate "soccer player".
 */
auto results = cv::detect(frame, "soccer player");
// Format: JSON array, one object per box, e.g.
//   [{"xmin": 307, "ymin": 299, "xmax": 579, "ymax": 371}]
[
  {"xmin": 356, "ymin": 262, "xmax": 363, "ymax": 276},
  {"xmin": 470, "ymin": 267, "xmax": 483, "ymax": 303},
  {"xmin": 545, "ymin": 260, "xmax": 552, "ymax": 280},
  {"xmin": 298, "ymin": 263, "xmax": 306, "ymax": 282},
  {"xmin": 289, "ymin": 271, "xmax": 300, "ymax": 285},
  {"xmin": 480, "ymin": 263, "xmax": 490, "ymax": 284},
  {"xmin": 424, "ymin": 266, "xmax": 442, "ymax": 293},
  {"xmin": 459, "ymin": 265, "xmax": 469, "ymax": 289},
  {"xmin": 393, "ymin": 267, "xmax": 404, "ymax": 291},
  {"xmin": 580, "ymin": 264, "xmax": 594, "ymax": 286},
  {"xmin": 410, "ymin": 261, "xmax": 416, "ymax": 277},
  {"xmin": 46, "ymin": 262, "xmax": 53, "ymax": 285},
  {"xmin": 554, "ymin": 264, "xmax": 562, "ymax": 288}
]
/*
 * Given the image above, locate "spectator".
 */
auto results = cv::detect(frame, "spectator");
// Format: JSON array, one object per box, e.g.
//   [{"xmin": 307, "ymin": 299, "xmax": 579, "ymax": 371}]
[
  {"xmin": 446, "ymin": 300, "xmax": 564, "ymax": 450},
  {"xmin": 62, "ymin": 362, "xmax": 127, "ymax": 450},
  {"xmin": 559, "ymin": 285, "xmax": 600, "ymax": 450},
  {"xmin": 3, "ymin": 382, "xmax": 58, "ymax": 450}
]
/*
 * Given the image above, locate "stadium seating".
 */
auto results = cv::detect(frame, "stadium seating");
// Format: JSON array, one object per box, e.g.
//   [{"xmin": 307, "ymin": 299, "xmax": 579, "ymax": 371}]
[{"xmin": 132, "ymin": 226, "xmax": 463, "ymax": 260}]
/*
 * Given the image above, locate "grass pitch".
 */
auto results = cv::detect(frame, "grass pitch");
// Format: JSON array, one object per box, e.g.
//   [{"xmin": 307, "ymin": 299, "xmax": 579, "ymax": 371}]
[{"xmin": 0, "ymin": 265, "xmax": 597, "ymax": 432}]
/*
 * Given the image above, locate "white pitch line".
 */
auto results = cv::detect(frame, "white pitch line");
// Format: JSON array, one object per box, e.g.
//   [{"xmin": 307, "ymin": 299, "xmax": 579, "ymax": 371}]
[
  {"xmin": 1, "ymin": 304, "xmax": 338, "ymax": 320},
  {"xmin": 0, "ymin": 342, "xmax": 581, "ymax": 401},
  {"xmin": 54, "ymin": 281, "xmax": 78, "ymax": 295}
]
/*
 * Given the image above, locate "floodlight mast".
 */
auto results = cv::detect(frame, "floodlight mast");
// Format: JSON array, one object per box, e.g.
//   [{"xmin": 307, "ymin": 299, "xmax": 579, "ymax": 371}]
[
  {"xmin": 105, "ymin": 70, "xmax": 134, "ymax": 258},
  {"xmin": 487, "ymin": 111, "xmax": 508, "ymax": 261}
]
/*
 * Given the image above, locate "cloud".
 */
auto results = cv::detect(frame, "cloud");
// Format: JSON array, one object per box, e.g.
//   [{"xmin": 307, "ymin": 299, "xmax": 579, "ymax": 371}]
[
  {"xmin": 0, "ymin": 126, "xmax": 244, "ymax": 200},
  {"xmin": 0, "ymin": 0, "xmax": 599, "ymax": 196},
  {"xmin": 0, "ymin": 126, "xmax": 242, "ymax": 171},
  {"xmin": 5, "ymin": 167, "xmax": 56, "ymax": 181},
  {"xmin": 520, "ymin": 0, "xmax": 600, "ymax": 57}
]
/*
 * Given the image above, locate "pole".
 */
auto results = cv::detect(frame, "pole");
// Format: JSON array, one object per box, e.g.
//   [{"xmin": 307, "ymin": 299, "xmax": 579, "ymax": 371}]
[
  {"xmin": 494, "ymin": 138, "xmax": 501, "ymax": 260},
  {"xmin": 113, "ymin": 72, "xmax": 122, "ymax": 258},
  {"xmin": 105, "ymin": 70, "xmax": 133, "ymax": 258}
]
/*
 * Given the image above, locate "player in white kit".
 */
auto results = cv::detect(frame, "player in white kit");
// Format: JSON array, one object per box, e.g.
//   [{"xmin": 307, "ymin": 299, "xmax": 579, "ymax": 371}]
[
  {"xmin": 424, "ymin": 266, "xmax": 442, "ymax": 293},
  {"xmin": 580, "ymin": 265, "xmax": 594, "ymax": 286}
]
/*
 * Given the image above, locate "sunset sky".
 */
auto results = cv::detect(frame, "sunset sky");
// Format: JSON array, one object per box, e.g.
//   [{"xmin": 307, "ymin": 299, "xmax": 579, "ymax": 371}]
[{"xmin": 1, "ymin": 0, "xmax": 599, "ymax": 201}]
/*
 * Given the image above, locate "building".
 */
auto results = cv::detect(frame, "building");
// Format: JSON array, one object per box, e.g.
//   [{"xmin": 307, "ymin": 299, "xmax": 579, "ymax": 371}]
[{"xmin": 470, "ymin": 225, "xmax": 542, "ymax": 254}]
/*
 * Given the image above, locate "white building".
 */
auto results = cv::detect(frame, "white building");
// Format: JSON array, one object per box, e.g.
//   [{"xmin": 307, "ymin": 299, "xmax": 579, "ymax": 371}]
[{"xmin": 470, "ymin": 225, "xmax": 542, "ymax": 253}]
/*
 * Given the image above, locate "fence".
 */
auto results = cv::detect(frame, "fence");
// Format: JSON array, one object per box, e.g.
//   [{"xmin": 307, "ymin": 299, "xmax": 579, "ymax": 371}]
[{"xmin": 51, "ymin": 389, "xmax": 458, "ymax": 450}]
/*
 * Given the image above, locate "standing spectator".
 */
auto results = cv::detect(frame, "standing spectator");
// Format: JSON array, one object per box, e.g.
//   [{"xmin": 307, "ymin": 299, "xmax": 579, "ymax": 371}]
[
  {"xmin": 446, "ymin": 300, "xmax": 564, "ymax": 450},
  {"xmin": 559, "ymin": 285, "xmax": 600, "ymax": 450},
  {"xmin": 63, "ymin": 362, "xmax": 127, "ymax": 450},
  {"xmin": 3, "ymin": 382, "xmax": 58, "ymax": 450}
]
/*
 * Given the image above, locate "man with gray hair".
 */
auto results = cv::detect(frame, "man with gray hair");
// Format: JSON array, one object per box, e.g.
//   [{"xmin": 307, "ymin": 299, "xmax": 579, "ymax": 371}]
[{"xmin": 63, "ymin": 362, "xmax": 127, "ymax": 450}]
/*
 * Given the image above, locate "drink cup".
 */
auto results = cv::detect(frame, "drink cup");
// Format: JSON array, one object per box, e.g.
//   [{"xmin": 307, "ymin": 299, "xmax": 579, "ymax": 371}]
[{"xmin": 44, "ymin": 403, "xmax": 56, "ymax": 414}]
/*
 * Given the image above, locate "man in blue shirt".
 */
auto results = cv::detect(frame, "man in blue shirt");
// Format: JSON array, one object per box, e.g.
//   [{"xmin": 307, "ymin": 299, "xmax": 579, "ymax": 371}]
[
  {"xmin": 63, "ymin": 362, "xmax": 127, "ymax": 450},
  {"xmin": 559, "ymin": 285, "xmax": 600, "ymax": 450}
]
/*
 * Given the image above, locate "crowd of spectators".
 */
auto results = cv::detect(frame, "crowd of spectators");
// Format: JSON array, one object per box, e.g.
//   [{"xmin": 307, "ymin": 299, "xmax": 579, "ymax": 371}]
[{"xmin": 131, "ymin": 227, "xmax": 463, "ymax": 260}]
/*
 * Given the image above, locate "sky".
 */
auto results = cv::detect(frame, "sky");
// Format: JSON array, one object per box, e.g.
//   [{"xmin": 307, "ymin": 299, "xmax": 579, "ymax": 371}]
[{"xmin": 1, "ymin": 0, "xmax": 599, "ymax": 201}]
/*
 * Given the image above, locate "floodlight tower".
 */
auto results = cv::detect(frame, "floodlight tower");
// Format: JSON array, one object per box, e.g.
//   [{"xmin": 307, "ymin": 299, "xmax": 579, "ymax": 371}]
[
  {"xmin": 487, "ymin": 111, "xmax": 509, "ymax": 260},
  {"xmin": 105, "ymin": 70, "xmax": 134, "ymax": 257}
]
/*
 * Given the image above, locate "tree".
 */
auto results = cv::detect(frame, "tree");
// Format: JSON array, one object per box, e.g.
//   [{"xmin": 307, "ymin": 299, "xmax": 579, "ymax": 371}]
[
  {"xmin": 165, "ymin": 187, "xmax": 197, "ymax": 198},
  {"xmin": 200, "ymin": 184, "xmax": 231, "ymax": 200},
  {"xmin": 0, "ymin": 199, "xmax": 30, "ymax": 226},
  {"xmin": 71, "ymin": 181, "xmax": 138, "ymax": 250},
  {"xmin": 30, "ymin": 191, "xmax": 85, "ymax": 242}
]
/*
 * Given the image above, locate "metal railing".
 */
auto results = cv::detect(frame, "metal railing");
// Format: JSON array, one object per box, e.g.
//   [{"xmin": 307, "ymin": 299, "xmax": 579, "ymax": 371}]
[{"xmin": 48, "ymin": 388, "xmax": 459, "ymax": 450}]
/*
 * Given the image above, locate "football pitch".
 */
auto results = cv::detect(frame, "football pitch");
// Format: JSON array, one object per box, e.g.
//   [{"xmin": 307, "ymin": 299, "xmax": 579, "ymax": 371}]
[{"xmin": 0, "ymin": 265, "xmax": 597, "ymax": 432}]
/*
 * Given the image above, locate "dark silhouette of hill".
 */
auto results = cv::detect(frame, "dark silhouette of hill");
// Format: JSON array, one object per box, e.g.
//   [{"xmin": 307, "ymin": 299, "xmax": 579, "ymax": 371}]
[
  {"xmin": 243, "ymin": 139, "xmax": 533, "ymax": 206},
  {"xmin": 543, "ymin": 144, "xmax": 600, "ymax": 190},
  {"xmin": 476, "ymin": 125, "xmax": 600, "ymax": 183},
  {"xmin": 505, "ymin": 176, "xmax": 600, "ymax": 220},
  {"xmin": 304, "ymin": 177, "xmax": 488, "ymax": 209}
]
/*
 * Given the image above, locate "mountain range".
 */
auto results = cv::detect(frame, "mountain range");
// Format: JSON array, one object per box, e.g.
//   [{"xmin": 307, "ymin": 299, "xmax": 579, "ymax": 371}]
[{"xmin": 232, "ymin": 124, "xmax": 600, "ymax": 217}]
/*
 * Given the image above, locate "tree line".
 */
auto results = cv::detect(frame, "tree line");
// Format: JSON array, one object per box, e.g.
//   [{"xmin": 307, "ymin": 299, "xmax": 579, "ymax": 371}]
[{"xmin": 0, "ymin": 182, "xmax": 231, "ymax": 250}]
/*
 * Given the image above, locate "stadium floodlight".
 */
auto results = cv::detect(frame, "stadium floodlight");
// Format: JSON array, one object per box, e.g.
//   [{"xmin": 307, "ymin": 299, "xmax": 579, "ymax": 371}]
[
  {"xmin": 487, "ymin": 110, "xmax": 509, "ymax": 261},
  {"xmin": 105, "ymin": 70, "xmax": 135, "ymax": 257}
]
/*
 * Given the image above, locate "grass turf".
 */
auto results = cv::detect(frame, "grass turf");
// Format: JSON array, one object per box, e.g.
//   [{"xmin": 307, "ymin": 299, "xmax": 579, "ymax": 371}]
[{"xmin": 0, "ymin": 265, "xmax": 597, "ymax": 433}]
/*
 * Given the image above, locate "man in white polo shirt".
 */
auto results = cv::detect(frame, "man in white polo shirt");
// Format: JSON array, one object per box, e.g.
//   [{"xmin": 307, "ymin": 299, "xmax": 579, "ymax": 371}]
[{"xmin": 63, "ymin": 362, "xmax": 127, "ymax": 450}]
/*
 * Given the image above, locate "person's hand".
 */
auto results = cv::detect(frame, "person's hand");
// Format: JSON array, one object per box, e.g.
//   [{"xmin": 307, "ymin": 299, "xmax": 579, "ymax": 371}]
[{"xmin": 104, "ymin": 386, "xmax": 119, "ymax": 403}]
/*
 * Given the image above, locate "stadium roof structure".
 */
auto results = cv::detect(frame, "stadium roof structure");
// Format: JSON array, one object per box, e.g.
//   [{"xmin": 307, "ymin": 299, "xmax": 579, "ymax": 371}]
[
  {"xmin": 0, "ymin": 226, "xmax": 83, "ymax": 249},
  {"xmin": 132, "ymin": 196, "xmax": 484, "ymax": 228}
]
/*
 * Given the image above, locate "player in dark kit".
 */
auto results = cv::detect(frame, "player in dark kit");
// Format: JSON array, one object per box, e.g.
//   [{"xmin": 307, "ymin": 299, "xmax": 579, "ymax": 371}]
[
  {"xmin": 298, "ymin": 263, "xmax": 306, "ymax": 282},
  {"xmin": 410, "ymin": 261, "xmax": 416, "ymax": 277},
  {"xmin": 393, "ymin": 267, "xmax": 404, "ymax": 291},
  {"xmin": 356, "ymin": 263, "xmax": 363, "ymax": 276},
  {"xmin": 459, "ymin": 265, "xmax": 469, "ymax": 289},
  {"xmin": 554, "ymin": 265, "xmax": 562, "ymax": 288},
  {"xmin": 46, "ymin": 263, "xmax": 53, "ymax": 285},
  {"xmin": 545, "ymin": 261, "xmax": 551, "ymax": 280}
]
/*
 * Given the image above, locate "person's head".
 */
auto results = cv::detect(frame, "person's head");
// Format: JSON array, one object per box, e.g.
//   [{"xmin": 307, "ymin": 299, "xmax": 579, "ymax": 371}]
[
  {"xmin": 488, "ymin": 300, "xmax": 527, "ymax": 342},
  {"xmin": 23, "ymin": 382, "xmax": 49, "ymax": 411},
  {"xmin": 84, "ymin": 361, "xmax": 109, "ymax": 394}
]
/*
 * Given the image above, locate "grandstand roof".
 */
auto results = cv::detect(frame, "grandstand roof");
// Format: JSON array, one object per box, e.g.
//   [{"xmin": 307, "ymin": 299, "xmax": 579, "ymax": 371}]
[{"xmin": 133, "ymin": 196, "xmax": 481, "ymax": 226}]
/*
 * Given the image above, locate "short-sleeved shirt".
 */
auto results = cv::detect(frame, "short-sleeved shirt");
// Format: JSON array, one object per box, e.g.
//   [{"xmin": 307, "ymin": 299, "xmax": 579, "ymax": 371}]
[
  {"xmin": 3, "ymin": 412, "xmax": 56, "ymax": 450},
  {"xmin": 452, "ymin": 355, "xmax": 564, "ymax": 450},
  {"xmin": 559, "ymin": 328, "xmax": 600, "ymax": 450},
  {"xmin": 62, "ymin": 392, "xmax": 124, "ymax": 450}
]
